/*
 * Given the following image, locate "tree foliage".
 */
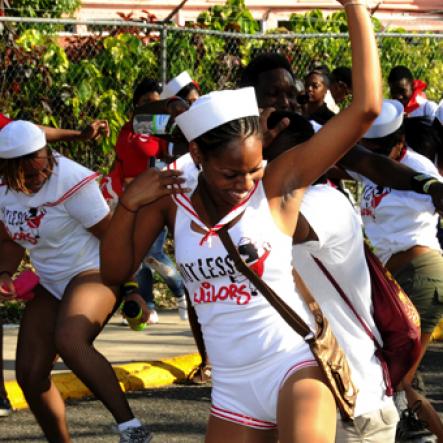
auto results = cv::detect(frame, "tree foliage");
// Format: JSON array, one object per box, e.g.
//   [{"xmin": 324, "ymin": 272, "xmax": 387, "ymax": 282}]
[
  {"xmin": 1, "ymin": 2, "xmax": 442, "ymax": 170},
  {"xmin": 6, "ymin": 0, "xmax": 80, "ymax": 18}
]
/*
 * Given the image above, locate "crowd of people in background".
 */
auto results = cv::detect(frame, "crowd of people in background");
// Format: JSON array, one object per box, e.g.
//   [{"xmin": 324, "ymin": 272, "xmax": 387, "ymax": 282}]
[{"xmin": 0, "ymin": 1, "xmax": 442, "ymax": 442}]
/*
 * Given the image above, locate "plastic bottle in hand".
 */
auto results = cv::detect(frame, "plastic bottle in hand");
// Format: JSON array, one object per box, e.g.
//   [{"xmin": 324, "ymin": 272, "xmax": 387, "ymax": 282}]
[{"xmin": 122, "ymin": 300, "xmax": 147, "ymax": 331}]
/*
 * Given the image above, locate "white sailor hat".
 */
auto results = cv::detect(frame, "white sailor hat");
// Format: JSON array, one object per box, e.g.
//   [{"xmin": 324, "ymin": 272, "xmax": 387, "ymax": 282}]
[
  {"xmin": 363, "ymin": 99, "xmax": 404, "ymax": 139},
  {"xmin": 0, "ymin": 120, "xmax": 46, "ymax": 159},
  {"xmin": 160, "ymin": 71, "xmax": 194, "ymax": 100},
  {"xmin": 175, "ymin": 87, "xmax": 259, "ymax": 142},
  {"xmin": 436, "ymin": 100, "xmax": 443, "ymax": 125}
]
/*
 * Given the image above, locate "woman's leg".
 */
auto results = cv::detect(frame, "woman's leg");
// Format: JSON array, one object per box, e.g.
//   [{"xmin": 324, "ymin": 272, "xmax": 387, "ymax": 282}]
[
  {"xmin": 15, "ymin": 286, "xmax": 70, "ymax": 442},
  {"xmin": 205, "ymin": 415, "xmax": 277, "ymax": 443},
  {"xmin": 0, "ymin": 323, "xmax": 6, "ymax": 398},
  {"xmin": 0, "ymin": 322, "xmax": 13, "ymax": 417},
  {"xmin": 277, "ymin": 366, "xmax": 337, "ymax": 443},
  {"xmin": 54, "ymin": 271, "xmax": 133, "ymax": 424}
]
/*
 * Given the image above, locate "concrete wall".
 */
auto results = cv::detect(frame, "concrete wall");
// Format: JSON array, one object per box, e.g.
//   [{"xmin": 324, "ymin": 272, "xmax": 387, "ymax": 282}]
[{"xmin": 77, "ymin": 0, "xmax": 443, "ymax": 31}]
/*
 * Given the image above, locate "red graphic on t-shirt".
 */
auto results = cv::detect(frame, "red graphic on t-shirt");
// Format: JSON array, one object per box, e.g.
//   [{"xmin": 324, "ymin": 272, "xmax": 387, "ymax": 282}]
[
  {"xmin": 371, "ymin": 189, "xmax": 389, "ymax": 209},
  {"xmin": 26, "ymin": 208, "xmax": 46, "ymax": 229},
  {"xmin": 361, "ymin": 186, "xmax": 390, "ymax": 219}
]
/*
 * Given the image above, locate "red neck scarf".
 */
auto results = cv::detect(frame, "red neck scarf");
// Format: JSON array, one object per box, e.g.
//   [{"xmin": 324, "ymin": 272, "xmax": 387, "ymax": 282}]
[{"xmin": 404, "ymin": 79, "xmax": 427, "ymax": 114}]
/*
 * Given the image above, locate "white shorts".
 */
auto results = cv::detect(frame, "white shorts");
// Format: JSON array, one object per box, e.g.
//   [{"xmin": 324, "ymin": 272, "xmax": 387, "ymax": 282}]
[
  {"xmin": 39, "ymin": 267, "xmax": 100, "ymax": 300},
  {"xmin": 39, "ymin": 277, "xmax": 70, "ymax": 300},
  {"xmin": 210, "ymin": 344, "xmax": 317, "ymax": 429}
]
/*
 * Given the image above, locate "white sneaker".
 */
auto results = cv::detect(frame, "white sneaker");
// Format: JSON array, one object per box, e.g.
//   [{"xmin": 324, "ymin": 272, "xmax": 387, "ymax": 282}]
[
  {"xmin": 147, "ymin": 310, "xmax": 159, "ymax": 324},
  {"xmin": 177, "ymin": 296, "xmax": 188, "ymax": 321},
  {"xmin": 119, "ymin": 425, "xmax": 153, "ymax": 443}
]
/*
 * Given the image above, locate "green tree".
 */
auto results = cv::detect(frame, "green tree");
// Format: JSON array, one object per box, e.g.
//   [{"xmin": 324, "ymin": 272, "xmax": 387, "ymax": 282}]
[
  {"xmin": 196, "ymin": 0, "xmax": 259, "ymax": 34},
  {"xmin": 6, "ymin": 0, "xmax": 80, "ymax": 18}
]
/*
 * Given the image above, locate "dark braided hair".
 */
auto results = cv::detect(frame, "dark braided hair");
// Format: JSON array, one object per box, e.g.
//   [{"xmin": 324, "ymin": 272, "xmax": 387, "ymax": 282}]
[{"xmin": 194, "ymin": 116, "xmax": 261, "ymax": 158}]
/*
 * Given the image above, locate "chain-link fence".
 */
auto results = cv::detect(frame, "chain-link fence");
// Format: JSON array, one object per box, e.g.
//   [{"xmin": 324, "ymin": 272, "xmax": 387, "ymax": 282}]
[{"xmin": 1, "ymin": 17, "xmax": 442, "ymax": 169}]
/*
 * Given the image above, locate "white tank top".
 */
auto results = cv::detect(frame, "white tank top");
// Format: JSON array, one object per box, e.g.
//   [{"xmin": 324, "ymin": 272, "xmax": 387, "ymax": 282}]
[{"xmin": 174, "ymin": 180, "xmax": 315, "ymax": 370}]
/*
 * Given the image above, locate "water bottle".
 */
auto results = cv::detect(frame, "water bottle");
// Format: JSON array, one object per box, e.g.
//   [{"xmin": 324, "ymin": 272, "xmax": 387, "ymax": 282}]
[{"xmin": 122, "ymin": 300, "xmax": 147, "ymax": 331}]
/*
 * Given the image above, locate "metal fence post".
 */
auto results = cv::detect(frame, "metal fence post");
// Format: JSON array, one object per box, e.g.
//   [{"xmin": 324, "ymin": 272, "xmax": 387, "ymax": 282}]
[{"xmin": 160, "ymin": 25, "xmax": 168, "ymax": 86}]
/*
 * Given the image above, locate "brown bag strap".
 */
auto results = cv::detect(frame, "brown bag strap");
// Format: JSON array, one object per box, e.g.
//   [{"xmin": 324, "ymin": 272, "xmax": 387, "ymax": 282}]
[
  {"xmin": 198, "ymin": 177, "xmax": 313, "ymax": 340},
  {"xmin": 184, "ymin": 288, "xmax": 207, "ymax": 365}
]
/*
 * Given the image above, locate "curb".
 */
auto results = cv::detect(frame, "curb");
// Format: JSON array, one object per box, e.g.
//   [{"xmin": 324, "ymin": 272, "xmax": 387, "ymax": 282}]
[{"xmin": 5, "ymin": 353, "xmax": 202, "ymax": 411}]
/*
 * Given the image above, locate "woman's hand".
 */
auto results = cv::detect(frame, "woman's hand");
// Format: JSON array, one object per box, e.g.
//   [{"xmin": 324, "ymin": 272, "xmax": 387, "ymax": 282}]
[
  {"xmin": 259, "ymin": 107, "xmax": 290, "ymax": 149},
  {"xmin": 80, "ymin": 120, "xmax": 110, "ymax": 141},
  {"xmin": 0, "ymin": 272, "xmax": 16, "ymax": 301},
  {"xmin": 166, "ymin": 97, "xmax": 189, "ymax": 118},
  {"xmin": 123, "ymin": 292, "xmax": 150, "ymax": 323},
  {"xmin": 120, "ymin": 168, "xmax": 189, "ymax": 212}
]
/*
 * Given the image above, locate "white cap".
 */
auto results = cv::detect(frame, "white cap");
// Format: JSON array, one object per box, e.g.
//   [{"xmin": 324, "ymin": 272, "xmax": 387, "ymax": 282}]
[
  {"xmin": 436, "ymin": 100, "xmax": 443, "ymax": 125},
  {"xmin": 0, "ymin": 120, "xmax": 46, "ymax": 159},
  {"xmin": 160, "ymin": 71, "xmax": 193, "ymax": 99},
  {"xmin": 363, "ymin": 99, "xmax": 404, "ymax": 139},
  {"xmin": 175, "ymin": 87, "xmax": 259, "ymax": 142}
]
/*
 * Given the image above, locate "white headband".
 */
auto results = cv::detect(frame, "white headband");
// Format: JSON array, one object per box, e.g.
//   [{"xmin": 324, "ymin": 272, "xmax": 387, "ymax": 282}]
[
  {"xmin": 0, "ymin": 120, "xmax": 46, "ymax": 159},
  {"xmin": 175, "ymin": 87, "xmax": 259, "ymax": 142},
  {"xmin": 160, "ymin": 71, "xmax": 194, "ymax": 99},
  {"xmin": 363, "ymin": 99, "xmax": 404, "ymax": 139}
]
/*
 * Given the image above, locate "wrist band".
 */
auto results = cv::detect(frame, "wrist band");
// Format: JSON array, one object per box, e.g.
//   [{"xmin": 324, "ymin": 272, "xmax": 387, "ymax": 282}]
[
  {"xmin": 410, "ymin": 174, "xmax": 440, "ymax": 195},
  {"xmin": 119, "ymin": 199, "xmax": 137, "ymax": 214},
  {"xmin": 120, "ymin": 281, "xmax": 140, "ymax": 298},
  {"xmin": 423, "ymin": 179, "xmax": 439, "ymax": 194}
]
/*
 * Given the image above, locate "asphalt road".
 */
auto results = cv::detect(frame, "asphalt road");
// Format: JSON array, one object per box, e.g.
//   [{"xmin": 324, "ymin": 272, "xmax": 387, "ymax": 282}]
[{"xmin": 0, "ymin": 343, "xmax": 441, "ymax": 443}]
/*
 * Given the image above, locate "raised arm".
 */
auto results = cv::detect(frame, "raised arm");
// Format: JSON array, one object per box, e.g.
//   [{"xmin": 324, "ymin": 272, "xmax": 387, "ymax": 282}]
[
  {"xmin": 265, "ymin": 0, "xmax": 382, "ymax": 195},
  {"xmin": 40, "ymin": 120, "xmax": 110, "ymax": 143}
]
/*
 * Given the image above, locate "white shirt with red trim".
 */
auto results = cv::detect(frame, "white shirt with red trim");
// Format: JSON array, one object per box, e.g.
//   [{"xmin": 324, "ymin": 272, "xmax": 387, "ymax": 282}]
[
  {"xmin": 348, "ymin": 149, "xmax": 442, "ymax": 264},
  {"xmin": 407, "ymin": 96, "xmax": 438, "ymax": 119},
  {"xmin": 0, "ymin": 153, "xmax": 109, "ymax": 295},
  {"xmin": 173, "ymin": 178, "xmax": 315, "ymax": 370},
  {"xmin": 293, "ymin": 184, "xmax": 391, "ymax": 417}
]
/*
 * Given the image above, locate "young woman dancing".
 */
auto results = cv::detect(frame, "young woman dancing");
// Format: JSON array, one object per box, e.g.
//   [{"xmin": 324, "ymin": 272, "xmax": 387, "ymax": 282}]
[
  {"xmin": 101, "ymin": 1, "xmax": 381, "ymax": 441},
  {"xmin": 0, "ymin": 121, "xmax": 183, "ymax": 443}
]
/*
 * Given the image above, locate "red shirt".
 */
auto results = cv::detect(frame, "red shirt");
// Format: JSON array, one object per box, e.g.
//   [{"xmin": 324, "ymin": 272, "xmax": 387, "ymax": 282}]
[
  {"xmin": 115, "ymin": 121, "xmax": 166, "ymax": 179},
  {"xmin": 0, "ymin": 113, "xmax": 12, "ymax": 129}
]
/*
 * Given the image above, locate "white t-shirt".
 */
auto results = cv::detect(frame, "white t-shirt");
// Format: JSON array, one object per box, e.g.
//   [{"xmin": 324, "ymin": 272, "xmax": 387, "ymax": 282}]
[
  {"xmin": 348, "ymin": 149, "xmax": 441, "ymax": 264},
  {"xmin": 0, "ymin": 153, "xmax": 109, "ymax": 298},
  {"xmin": 293, "ymin": 184, "xmax": 391, "ymax": 417},
  {"xmin": 407, "ymin": 96, "xmax": 438, "ymax": 119}
]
